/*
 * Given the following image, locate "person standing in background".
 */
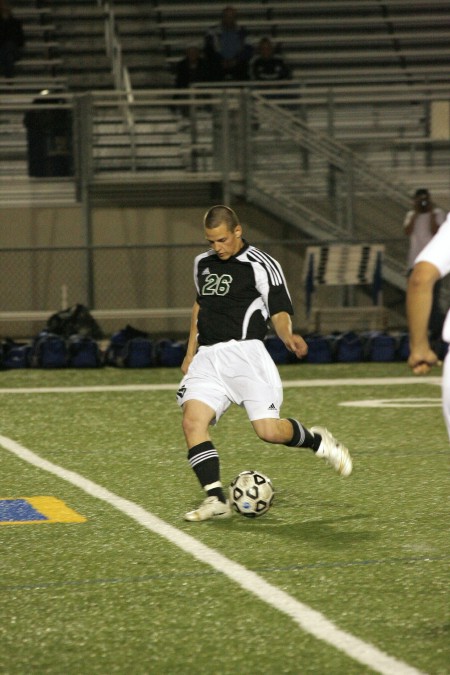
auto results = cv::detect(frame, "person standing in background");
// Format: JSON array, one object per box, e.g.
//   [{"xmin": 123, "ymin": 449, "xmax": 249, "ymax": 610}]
[
  {"xmin": 0, "ymin": 0, "xmax": 25, "ymax": 78},
  {"xmin": 204, "ymin": 5, "xmax": 253, "ymax": 81}
]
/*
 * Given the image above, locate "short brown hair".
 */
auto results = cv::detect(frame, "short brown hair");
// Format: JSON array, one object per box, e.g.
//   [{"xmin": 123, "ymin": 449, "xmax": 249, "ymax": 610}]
[{"xmin": 203, "ymin": 205, "xmax": 239, "ymax": 231}]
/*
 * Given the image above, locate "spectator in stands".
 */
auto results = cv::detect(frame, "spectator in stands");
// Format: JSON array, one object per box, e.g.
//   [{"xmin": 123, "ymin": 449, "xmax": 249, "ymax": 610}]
[
  {"xmin": 0, "ymin": 0, "xmax": 25, "ymax": 79},
  {"xmin": 403, "ymin": 188, "xmax": 446, "ymax": 342},
  {"xmin": 249, "ymin": 37, "xmax": 291, "ymax": 81},
  {"xmin": 174, "ymin": 43, "xmax": 209, "ymax": 117},
  {"xmin": 204, "ymin": 5, "xmax": 253, "ymax": 81},
  {"xmin": 175, "ymin": 44, "xmax": 209, "ymax": 89}
]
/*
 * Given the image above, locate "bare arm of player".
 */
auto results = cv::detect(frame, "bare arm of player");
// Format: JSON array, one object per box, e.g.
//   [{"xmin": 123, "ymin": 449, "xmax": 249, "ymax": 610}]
[
  {"xmin": 181, "ymin": 301, "xmax": 200, "ymax": 375},
  {"xmin": 407, "ymin": 261, "xmax": 440, "ymax": 375},
  {"xmin": 271, "ymin": 311, "xmax": 308, "ymax": 359}
]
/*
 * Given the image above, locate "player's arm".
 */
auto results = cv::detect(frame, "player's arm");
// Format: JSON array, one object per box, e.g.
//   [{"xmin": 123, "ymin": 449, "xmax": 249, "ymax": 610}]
[
  {"xmin": 406, "ymin": 261, "xmax": 440, "ymax": 374},
  {"xmin": 181, "ymin": 301, "xmax": 200, "ymax": 375},
  {"xmin": 271, "ymin": 311, "xmax": 308, "ymax": 359}
]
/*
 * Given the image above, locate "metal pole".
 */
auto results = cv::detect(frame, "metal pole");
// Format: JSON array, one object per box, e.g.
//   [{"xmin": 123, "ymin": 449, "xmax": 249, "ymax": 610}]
[
  {"xmin": 76, "ymin": 93, "xmax": 95, "ymax": 309},
  {"xmin": 242, "ymin": 88, "xmax": 253, "ymax": 198},
  {"xmin": 345, "ymin": 154, "xmax": 355, "ymax": 306},
  {"xmin": 221, "ymin": 90, "xmax": 231, "ymax": 206}
]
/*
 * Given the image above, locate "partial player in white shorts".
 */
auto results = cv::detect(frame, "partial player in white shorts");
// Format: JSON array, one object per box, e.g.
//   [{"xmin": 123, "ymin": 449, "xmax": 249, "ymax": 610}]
[
  {"xmin": 177, "ymin": 339, "xmax": 283, "ymax": 423},
  {"xmin": 441, "ymin": 312, "xmax": 450, "ymax": 439}
]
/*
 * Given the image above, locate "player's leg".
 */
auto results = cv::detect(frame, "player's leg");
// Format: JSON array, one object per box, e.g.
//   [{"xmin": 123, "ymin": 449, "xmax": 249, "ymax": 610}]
[
  {"xmin": 177, "ymin": 346, "xmax": 233, "ymax": 521},
  {"xmin": 228, "ymin": 341, "xmax": 351, "ymax": 476},
  {"xmin": 180, "ymin": 399, "xmax": 232, "ymax": 522},
  {"xmin": 251, "ymin": 417, "xmax": 352, "ymax": 477}
]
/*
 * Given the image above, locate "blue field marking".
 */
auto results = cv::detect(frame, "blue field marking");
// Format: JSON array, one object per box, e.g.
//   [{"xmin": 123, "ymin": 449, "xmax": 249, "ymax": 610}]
[
  {"xmin": 0, "ymin": 496, "xmax": 87, "ymax": 526},
  {"xmin": 0, "ymin": 498, "xmax": 48, "ymax": 523}
]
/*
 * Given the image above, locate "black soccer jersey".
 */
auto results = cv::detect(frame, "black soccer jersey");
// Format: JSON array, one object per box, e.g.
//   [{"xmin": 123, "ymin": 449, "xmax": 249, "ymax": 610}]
[{"xmin": 194, "ymin": 240, "xmax": 294, "ymax": 345}]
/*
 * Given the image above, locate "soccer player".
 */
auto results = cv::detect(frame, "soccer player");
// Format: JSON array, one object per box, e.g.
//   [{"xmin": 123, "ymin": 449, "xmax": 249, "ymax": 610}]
[
  {"xmin": 403, "ymin": 188, "xmax": 446, "ymax": 341},
  {"xmin": 407, "ymin": 211, "xmax": 450, "ymax": 440},
  {"xmin": 177, "ymin": 205, "xmax": 352, "ymax": 522}
]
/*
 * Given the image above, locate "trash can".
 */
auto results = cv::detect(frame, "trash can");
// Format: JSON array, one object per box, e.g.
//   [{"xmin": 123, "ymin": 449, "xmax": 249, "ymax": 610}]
[{"xmin": 24, "ymin": 96, "xmax": 73, "ymax": 177}]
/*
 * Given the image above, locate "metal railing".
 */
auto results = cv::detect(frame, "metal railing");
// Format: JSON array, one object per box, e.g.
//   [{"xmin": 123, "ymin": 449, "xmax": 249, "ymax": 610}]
[{"xmin": 98, "ymin": 0, "xmax": 136, "ymax": 167}]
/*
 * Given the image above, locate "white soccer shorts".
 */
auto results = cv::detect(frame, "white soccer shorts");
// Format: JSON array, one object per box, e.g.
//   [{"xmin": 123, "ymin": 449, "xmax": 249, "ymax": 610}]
[
  {"xmin": 443, "ymin": 350, "xmax": 450, "ymax": 441},
  {"xmin": 177, "ymin": 339, "xmax": 283, "ymax": 424}
]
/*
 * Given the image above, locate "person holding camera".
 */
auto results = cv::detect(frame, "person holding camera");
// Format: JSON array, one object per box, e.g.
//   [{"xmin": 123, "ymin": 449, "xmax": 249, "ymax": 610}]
[{"xmin": 403, "ymin": 188, "xmax": 446, "ymax": 342}]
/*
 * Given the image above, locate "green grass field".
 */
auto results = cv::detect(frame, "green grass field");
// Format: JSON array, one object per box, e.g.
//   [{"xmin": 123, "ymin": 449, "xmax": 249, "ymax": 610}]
[{"xmin": 0, "ymin": 363, "xmax": 448, "ymax": 675}]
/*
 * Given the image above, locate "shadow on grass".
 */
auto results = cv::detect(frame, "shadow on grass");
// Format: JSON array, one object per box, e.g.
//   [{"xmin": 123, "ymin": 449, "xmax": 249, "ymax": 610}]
[{"xmin": 235, "ymin": 512, "xmax": 378, "ymax": 548}]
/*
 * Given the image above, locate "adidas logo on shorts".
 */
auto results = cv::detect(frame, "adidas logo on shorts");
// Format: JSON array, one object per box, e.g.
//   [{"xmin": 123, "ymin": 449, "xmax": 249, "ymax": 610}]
[{"xmin": 268, "ymin": 403, "xmax": 277, "ymax": 410}]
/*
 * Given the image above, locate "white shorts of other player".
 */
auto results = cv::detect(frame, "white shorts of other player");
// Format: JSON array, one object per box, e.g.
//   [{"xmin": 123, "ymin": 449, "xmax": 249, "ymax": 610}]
[
  {"xmin": 177, "ymin": 339, "xmax": 283, "ymax": 424},
  {"xmin": 443, "ymin": 352, "xmax": 450, "ymax": 441}
]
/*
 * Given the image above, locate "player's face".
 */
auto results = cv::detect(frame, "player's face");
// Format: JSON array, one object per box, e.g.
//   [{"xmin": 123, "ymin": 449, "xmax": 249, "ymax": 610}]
[{"xmin": 205, "ymin": 223, "xmax": 243, "ymax": 260}]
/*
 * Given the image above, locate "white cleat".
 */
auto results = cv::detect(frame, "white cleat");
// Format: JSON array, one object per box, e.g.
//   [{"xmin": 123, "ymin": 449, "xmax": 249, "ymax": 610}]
[
  {"xmin": 184, "ymin": 496, "xmax": 232, "ymax": 522},
  {"xmin": 311, "ymin": 426, "xmax": 353, "ymax": 477}
]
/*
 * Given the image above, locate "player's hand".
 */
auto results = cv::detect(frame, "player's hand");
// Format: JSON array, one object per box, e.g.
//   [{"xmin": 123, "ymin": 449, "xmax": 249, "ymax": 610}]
[
  {"xmin": 285, "ymin": 334, "xmax": 308, "ymax": 360},
  {"xmin": 408, "ymin": 348, "xmax": 438, "ymax": 375}
]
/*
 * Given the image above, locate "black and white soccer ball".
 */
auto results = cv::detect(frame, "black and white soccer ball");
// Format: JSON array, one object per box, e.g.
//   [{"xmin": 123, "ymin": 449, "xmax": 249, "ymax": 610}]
[{"xmin": 229, "ymin": 470, "xmax": 274, "ymax": 518}]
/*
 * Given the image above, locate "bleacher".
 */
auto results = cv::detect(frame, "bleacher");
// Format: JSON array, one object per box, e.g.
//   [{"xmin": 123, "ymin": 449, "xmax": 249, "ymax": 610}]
[
  {"xmin": 47, "ymin": 0, "xmax": 168, "ymax": 91},
  {"xmin": 155, "ymin": 0, "xmax": 450, "ymax": 86},
  {"xmin": 1, "ymin": 0, "xmax": 449, "ymax": 201},
  {"xmin": 0, "ymin": 1, "xmax": 69, "ymax": 180},
  {"xmin": 151, "ymin": 0, "xmax": 450, "ymax": 197},
  {"xmin": 0, "ymin": 2, "xmax": 65, "ymax": 96}
]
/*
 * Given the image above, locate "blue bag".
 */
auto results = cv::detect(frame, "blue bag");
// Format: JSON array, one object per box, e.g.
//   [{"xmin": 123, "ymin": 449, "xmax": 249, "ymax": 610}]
[
  {"xmin": 154, "ymin": 339, "xmax": 186, "ymax": 367},
  {"xmin": 305, "ymin": 334, "xmax": 333, "ymax": 363},
  {"xmin": 264, "ymin": 335, "xmax": 291, "ymax": 364},
  {"xmin": 1, "ymin": 339, "xmax": 31, "ymax": 369},
  {"xmin": 105, "ymin": 325, "xmax": 153, "ymax": 367},
  {"xmin": 68, "ymin": 335, "xmax": 102, "ymax": 368},
  {"xmin": 335, "ymin": 331, "xmax": 363, "ymax": 363},
  {"xmin": 30, "ymin": 331, "xmax": 68, "ymax": 368},
  {"xmin": 123, "ymin": 337, "xmax": 154, "ymax": 368},
  {"xmin": 396, "ymin": 333, "xmax": 410, "ymax": 361},
  {"xmin": 364, "ymin": 332, "xmax": 397, "ymax": 362}
]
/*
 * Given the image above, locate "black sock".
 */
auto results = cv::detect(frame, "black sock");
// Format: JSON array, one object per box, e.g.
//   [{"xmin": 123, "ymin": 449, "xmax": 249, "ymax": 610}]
[
  {"xmin": 187, "ymin": 441, "xmax": 226, "ymax": 502},
  {"xmin": 285, "ymin": 418, "xmax": 322, "ymax": 451}
]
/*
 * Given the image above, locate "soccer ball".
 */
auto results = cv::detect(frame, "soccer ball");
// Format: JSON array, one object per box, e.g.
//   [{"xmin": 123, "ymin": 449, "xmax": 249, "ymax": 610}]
[{"xmin": 229, "ymin": 470, "xmax": 274, "ymax": 518}]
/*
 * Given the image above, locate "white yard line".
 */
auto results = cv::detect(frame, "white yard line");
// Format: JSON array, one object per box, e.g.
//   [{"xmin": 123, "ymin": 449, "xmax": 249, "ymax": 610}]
[
  {"xmin": 0, "ymin": 376, "xmax": 442, "ymax": 395},
  {"xmin": 0, "ymin": 434, "xmax": 426, "ymax": 675}
]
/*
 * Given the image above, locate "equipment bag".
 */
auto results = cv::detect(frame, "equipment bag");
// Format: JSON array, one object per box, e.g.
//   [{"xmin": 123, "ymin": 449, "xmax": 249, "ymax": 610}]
[
  {"xmin": 364, "ymin": 332, "xmax": 397, "ymax": 362},
  {"xmin": 264, "ymin": 335, "xmax": 291, "ymax": 364},
  {"xmin": 305, "ymin": 334, "xmax": 334, "ymax": 363},
  {"xmin": 335, "ymin": 331, "xmax": 364, "ymax": 363},
  {"xmin": 122, "ymin": 337, "xmax": 154, "ymax": 368},
  {"xmin": 0, "ymin": 339, "xmax": 31, "ymax": 369},
  {"xmin": 154, "ymin": 339, "xmax": 186, "ymax": 367},
  {"xmin": 68, "ymin": 335, "xmax": 102, "ymax": 368},
  {"xmin": 105, "ymin": 325, "xmax": 153, "ymax": 368},
  {"xmin": 47, "ymin": 303, "xmax": 103, "ymax": 339},
  {"xmin": 396, "ymin": 333, "xmax": 410, "ymax": 361},
  {"xmin": 30, "ymin": 331, "xmax": 68, "ymax": 368}
]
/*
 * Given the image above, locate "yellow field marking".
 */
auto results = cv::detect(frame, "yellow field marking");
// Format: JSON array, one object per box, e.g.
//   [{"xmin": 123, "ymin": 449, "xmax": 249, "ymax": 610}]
[{"xmin": 0, "ymin": 496, "xmax": 87, "ymax": 526}]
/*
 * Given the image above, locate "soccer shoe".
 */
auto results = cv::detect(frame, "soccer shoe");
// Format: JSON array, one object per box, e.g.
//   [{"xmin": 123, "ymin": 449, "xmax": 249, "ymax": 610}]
[
  {"xmin": 310, "ymin": 426, "xmax": 353, "ymax": 477},
  {"xmin": 184, "ymin": 496, "xmax": 232, "ymax": 522}
]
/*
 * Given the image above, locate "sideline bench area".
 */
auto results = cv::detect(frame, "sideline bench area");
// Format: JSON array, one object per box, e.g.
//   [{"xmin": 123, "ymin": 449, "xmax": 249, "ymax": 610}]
[{"xmin": 303, "ymin": 243, "xmax": 386, "ymax": 333}]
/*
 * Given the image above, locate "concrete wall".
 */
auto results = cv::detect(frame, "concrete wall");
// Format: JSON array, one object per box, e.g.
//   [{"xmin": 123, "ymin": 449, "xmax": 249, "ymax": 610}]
[{"xmin": 0, "ymin": 202, "xmax": 311, "ymax": 338}]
